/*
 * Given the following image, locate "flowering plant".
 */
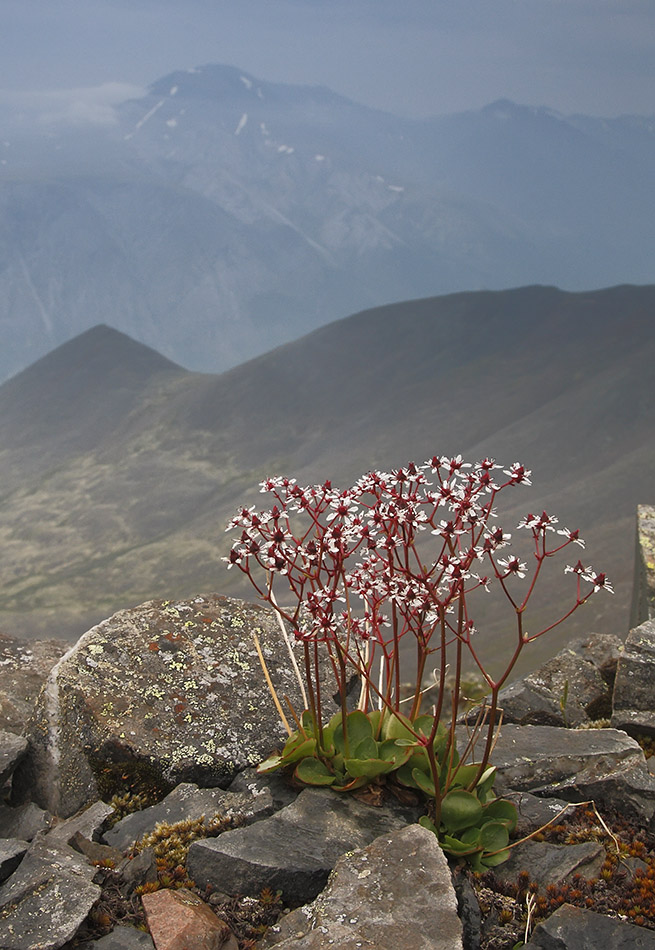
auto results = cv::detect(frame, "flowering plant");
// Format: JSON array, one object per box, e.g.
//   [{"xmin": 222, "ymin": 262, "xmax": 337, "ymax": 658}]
[{"xmin": 226, "ymin": 456, "xmax": 611, "ymax": 867}]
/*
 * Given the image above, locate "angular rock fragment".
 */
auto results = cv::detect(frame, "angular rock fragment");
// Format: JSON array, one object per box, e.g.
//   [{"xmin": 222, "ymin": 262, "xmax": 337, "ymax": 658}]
[
  {"xmin": 260, "ymin": 824, "xmax": 462, "ymax": 950},
  {"xmin": 0, "ymin": 800, "xmax": 53, "ymax": 840},
  {"xmin": 0, "ymin": 731, "xmax": 27, "ymax": 786},
  {"xmin": 524, "ymin": 902, "xmax": 655, "ymax": 948},
  {"xmin": 141, "ymin": 887, "xmax": 237, "ymax": 950},
  {"xmin": 0, "ymin": 839, "xmax": 27, "ymax": 884},
  {"xmin": 491, "ymin": 724, "xmax": 655, "ymax": 821},
  {"xmin": 103, "ymin": 781, "xmax": 272, "ymax": 851},
  {"xmin": 0, "ymin": 632, "xmax": 67, "ymax": 734},
  {"xmin": 495, "ymin": 633, "xmax": 622, "ymax": 727},
  {"xmin": 492, "ymin": 840, "xmax": 604, "ymax": 888},
  {"xmin": 75, "ymin": 925, "xmax": 156, "ymax": 949},
  {"xmin": 0, "ymin": 835, "xmax": 101, "ymax": 949},
  {"xmin": 612, "ymin": 619, "xmax": 655, "ymax": 736},
  {"xmin": 187, "ymin": 787, "xmax": 419, "ymax": 905}
]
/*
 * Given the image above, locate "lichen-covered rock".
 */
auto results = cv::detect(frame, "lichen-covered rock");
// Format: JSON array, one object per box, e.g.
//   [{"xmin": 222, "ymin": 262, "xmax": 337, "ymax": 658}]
[
  {"xmin": 612, "ymin": 619, "xmax": 655, "ymax": 736},
  {"xmin": 631, "ymin": 504, "xmax": 655, "ymax": 628},
  {"xmin": 12, "ymin": 594, "xmax": 339, "ymax": 817},
  {"xmin": 0, "ymin": 632, "xmax": 68, "ymax": 734}
]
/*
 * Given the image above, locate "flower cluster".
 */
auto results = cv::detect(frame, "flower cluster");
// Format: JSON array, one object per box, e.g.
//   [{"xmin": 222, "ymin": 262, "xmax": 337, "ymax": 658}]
[{"xmin": 226, "ymin": 456, "xmax": 610, "ymax": 716}]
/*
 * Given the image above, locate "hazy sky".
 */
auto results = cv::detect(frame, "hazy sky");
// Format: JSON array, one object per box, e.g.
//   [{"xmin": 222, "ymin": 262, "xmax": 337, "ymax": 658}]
[{"xmin": 2, "ymin": 0, "xmax": 654, "ymax": 120}]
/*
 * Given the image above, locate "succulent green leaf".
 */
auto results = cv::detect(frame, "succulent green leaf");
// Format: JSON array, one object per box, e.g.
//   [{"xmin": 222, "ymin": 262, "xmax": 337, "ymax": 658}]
[
  {"xmin": 378, "ymin": 739, "xmax": 412, "ymax": 766},
  {"xmin": 448, "ymin": 764, "xmax": 481, "ymax": 789},
  {"xmin": 460, "ymin": 826, "xmax": 482, "ymax": 846},
  {"xmin": 396, "ymin": 763, "xmax": 421, "ymax": 789},
  {"xmin": 344, "ymin": 757, "xmax": 397, "ymax": 779},
  {"xmin": 441, "ymin": 835, "xmax": 479, "ymax": 856},
  {"xmin": 411, "ymin": 767, "xmax": 437, "ymax": 797},
  {"xmin": 418, "ymin": 815, "xmax": 438, "ymax": 835},
  {"xmin": 352, "ymin": 736, "xmax": 379, "ymax": 760},
  {"xmin": 331, "ymin": 775, "xmax": 368, "ymax": 791},
  {"xmin": 334, "ymin": 710, "xmax": 373, "ymax": 754},
  {"xmin": 480, "ymin": 848, "xmax": 511, "ymax": 868},
  {"xmin": 257, "ymin": 754, "xmax": 285, "ymax": 773},
  {"xmin": 381, "ymin": 711, "xmax": 416, "ymax": 743},
  {"xmin": 294, "ymin": 757, "xmax": 336, "ymax": 786},
  {"xmin": 478, "ymin": 821, "xmax": 510, "ymax": 853},
  {"xmin": 483, "ymin": 799, "xmax": 518, "ymax": 832},
  {"xmin": 280, "ymin": 738, "xmax": 317, "ymax": 766},
  {"xmin": 441, "ymin": 789, "xmax": 484, "ymax": 832}
]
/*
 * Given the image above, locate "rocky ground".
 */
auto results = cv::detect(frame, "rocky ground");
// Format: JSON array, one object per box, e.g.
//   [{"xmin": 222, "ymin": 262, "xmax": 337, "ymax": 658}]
[{"xmin": 3, "ymin": 594, "xmax": 655, "ymax": 948}]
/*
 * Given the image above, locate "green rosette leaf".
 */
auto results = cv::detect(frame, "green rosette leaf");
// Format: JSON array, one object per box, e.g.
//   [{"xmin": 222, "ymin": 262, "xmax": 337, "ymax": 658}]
[
  {"xmin": 344, "ymin": 757, "xmax": 397, "ymax": 779},
  {"xmin": 411, "ymin": 767, "xmax": 437, "ymax": 797},
  {"xmin": 441, "ymin": 789, "xmax": 484, "ymax": 832},
  {"xmin": 352, "ymin": 736, "xmax": 379, "ymax": 760},
  {"xmin": 483, "ymin": 798, "xmax": 518, "ymax": 832},
  {"xmin": 478, "ymin": 820, "xmax": 510, "ymax": 853},
  {"xmin": 294, "ymin": 756, "xmax": 336, "ymax": 786},
  {"xmin": 480, "ymin": 848, "xmax": 511, "ymax": 868}
]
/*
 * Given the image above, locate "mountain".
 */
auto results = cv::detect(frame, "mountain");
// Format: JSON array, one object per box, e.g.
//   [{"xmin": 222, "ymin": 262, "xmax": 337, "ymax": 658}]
[
  {"xmin": 0, "ymin": 65, "xmax": 653, "ymax": 382},
  {"xmin": 0, "ymin": 283, "xmax": 652, "ymax": 679}
]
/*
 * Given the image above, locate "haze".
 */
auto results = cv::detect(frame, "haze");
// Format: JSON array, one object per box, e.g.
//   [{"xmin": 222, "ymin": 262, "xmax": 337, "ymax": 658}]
[{"xmin": 2, "ymin": 0, "xmax": 654, "ymax": 123}]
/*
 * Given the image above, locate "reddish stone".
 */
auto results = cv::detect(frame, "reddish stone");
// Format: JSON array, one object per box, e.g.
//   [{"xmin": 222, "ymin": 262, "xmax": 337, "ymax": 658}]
[{"xmin": 141, "ymin": 887, "xmax": 237, "ymax": 950}]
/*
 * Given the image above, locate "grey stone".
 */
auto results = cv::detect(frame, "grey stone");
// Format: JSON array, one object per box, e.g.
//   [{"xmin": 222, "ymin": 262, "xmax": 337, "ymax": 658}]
[
  {"xmin": 0, "ymin": 839, "xmax": 27, "ymax": 884},
  {"xmin": 496, "ymin": 634, "xmax": 623, "ymax": 727},
  {"xmin": 491, "ymin": 724, "xmax": 655, "ymax": 821},
  {"xmin": 631, "ymin": 504, "xmax": 655, "ymax": 628},
  {"xmin": 260, "ymin": 824, "xmax": 462, "ymax": 950},
  {"xmin": 0, "ymin": 732, "xmax": 27, "ymax": 786},
  {"xmin": 0, "ymin": 632, "xmax": 67, "ymax": 735},
  {"xmin": 119, "ymin": 845, "xmax": 159, "ymax": 892},
  {"xmin": 68, "ymin": 831, "xmax": 125, "ymax": 869},
  {"xmin": 102, "ymin": 781, "xmax": 272, "ymax": 851},
  {"xmin": 492, "ymin": 840, "xmax": 605, "ymax": 888},
  {"xmin": 0, "ymin": 835, "xmax": 101, "ymax": 949},
  {"xmin": 75, "ymin": 925, "xmax": 155, "ymax": 949},
  {"xmin": 0, "ymin": 801, "xmax": 53, "ymax": 840},
  {"xmin": 227, "ymin": 766, "xmax": 297, "ymax": 812},
  {"xmin": 47, "ymin": 799, "xmax": 115, "ymax": 844},
  {"xmin": 505, "ymin": 791, "xmax": 576, "ymax": 838},
  {"xmin": 524, "ymin": 902, "xmax": 655, "ymax": 948},
  {"xmin": 12, "ymin": 594, "xmax": 341, "ymax": 817},
  {"xmin": 186, "ymin": 787, "xmax": 420, "ymax": 906},
  {"xmin": 612, "ymin": 619, "xmax": 655, "ymax": 736}
]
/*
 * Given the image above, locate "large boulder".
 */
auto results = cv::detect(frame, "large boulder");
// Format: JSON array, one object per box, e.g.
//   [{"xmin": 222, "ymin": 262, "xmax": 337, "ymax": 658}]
[{"xmin": 12, "ymin": 594, "xmax": 339, "ymax": 817}]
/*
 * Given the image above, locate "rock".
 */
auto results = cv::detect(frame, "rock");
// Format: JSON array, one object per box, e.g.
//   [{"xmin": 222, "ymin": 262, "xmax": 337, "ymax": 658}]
[
  {"xmin": 505, "ymin": 791, "xmax": 575, "ymax": 838},
  {"xmin": 0, "ymin": 835, "xmax": 101, "ymax": 949},
  {"xmin": 523, "ymin": 902, "xmax": 655, "ymax": 948},
  {"xmin": 13, "ymin": 594, "xmax": 342, "ymax": 818},
  {"xmin": 492, "ymin": 840, "xmax": 605, "ymax": 888},
  {"xmin": 0, "ymin": 632, "xmax": 67, "ymax": 734},
  {"xmin": 0, "ymin": 801, "xmax": 53, "ymax": 840},
  {"xmin": 227, "ymin": 766, "xmax": 297, "ymax": 812},
  {"xmin": 0, "ymin": 731, "xmax": 27, "ymax": 786},
  {"xmin": 631, "ymin": 504, "xmax": 655, "ymax": 628},
  {"xmin": 75, "ymin": 925, "xmax": 155, "ymax": 949},
  {"xmin": 491, "ymin": 724, "xmax": 655, "ymax": 821},
  {"xmin": 102, "ymin": 781, "xmax": 272, "ymax": 851},
  {"xmin": 141, "ymin": 887, "xmax": 238, "ymax": 950},
  {"xmin": 120, "ymin": 846, "xmax": 159, "ymax": 891},
  {"xmin": 612, "ymin": 619, "xmax": 655, "ymax": 736},
  {"xmin": 259, "ymin": 824, "xmax": 463, "ymax": 950},
  {"xmin": 68, "ymin": 830, "xmax": 125, "ymax": 868},
  {"xmin": 187, "ymin": 787, "xmax": 420, "ymax": 906},
  {"xmin": 494, "ymin": 633, "xmax": 623, "ymax": 727},
  {"xmin": 48, "ymin": 799, "xmax": 115, "ymax": 844},
  {"xmin": 0, "ymin": 839, "xmax": 27, "ymax": 884}
]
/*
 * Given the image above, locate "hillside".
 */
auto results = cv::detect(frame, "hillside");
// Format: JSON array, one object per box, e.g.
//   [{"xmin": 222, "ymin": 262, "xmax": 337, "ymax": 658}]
[{"xmin": 0, "ymin": 284, "xmax": 652, "ymax": 678}]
